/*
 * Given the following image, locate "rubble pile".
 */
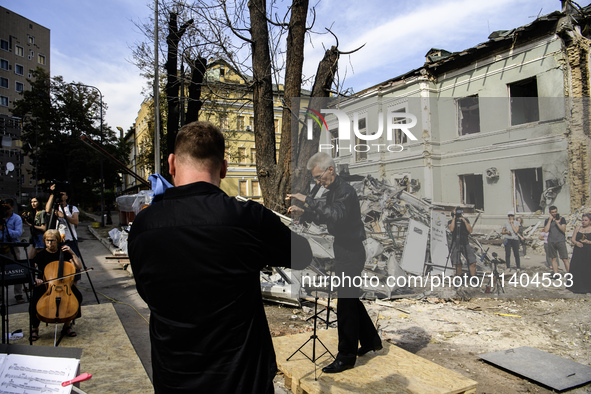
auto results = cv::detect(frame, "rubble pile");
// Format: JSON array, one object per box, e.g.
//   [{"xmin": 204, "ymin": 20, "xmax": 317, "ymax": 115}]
[{"xmin": 292, "ymin": 175, "xmax": 436, "ymax": 300}]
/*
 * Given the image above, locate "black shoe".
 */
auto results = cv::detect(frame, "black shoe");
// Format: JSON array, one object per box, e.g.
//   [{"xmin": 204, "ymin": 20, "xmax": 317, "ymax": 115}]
[
  {"xmin": 322, "ymin": 358, "xmax": 355, "ymax": 374},
  {"xmin": 358, "ymin": 342, "xmax": 383, "ymax": 356}
]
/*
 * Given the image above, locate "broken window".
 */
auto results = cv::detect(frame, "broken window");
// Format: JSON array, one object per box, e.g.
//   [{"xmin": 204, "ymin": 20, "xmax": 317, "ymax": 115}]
[
  {"xmin": 459, "ymin": 174, "xmax": 484, "ymax": 210},
  {"xmin": 509, "ymin": 77, "xmax": 539, "ymax": 125},
  {"xmin": 513, "ymin": 168, "xmax": 543, "ymax": 213},
  {"xmin": 458, "ymin": 95, "xmax": 480, "ymax": 135},
  {"xmin": 330, "ymin": 128, "xmax": 339, "ymax": 158},
  {"xmin": 392, "ymin": 113, "xmax": 409, "ymax": 145},
  {"xmin": 355, "ymin": 117, "xmax": 367, "ymax": 162}
]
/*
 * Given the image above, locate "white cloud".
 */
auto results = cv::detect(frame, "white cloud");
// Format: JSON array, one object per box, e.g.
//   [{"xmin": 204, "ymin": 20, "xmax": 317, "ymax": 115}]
[{"xmin": 304, "ymin": 0, "xmax": 561, "ymax": 91}]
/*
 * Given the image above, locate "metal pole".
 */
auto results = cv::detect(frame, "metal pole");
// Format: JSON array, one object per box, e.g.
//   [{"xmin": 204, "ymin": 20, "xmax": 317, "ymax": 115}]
[{"xmin": 154, "ymin": 0, "xmax": 161, "ymax": 174}]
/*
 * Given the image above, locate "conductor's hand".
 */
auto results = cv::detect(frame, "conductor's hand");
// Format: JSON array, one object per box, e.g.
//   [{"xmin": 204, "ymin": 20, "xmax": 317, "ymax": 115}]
[
  {"xmin": 287, "ymin": 205, "xmax": 304, "ymax": 216},
  {"xmin": 286, "ymin": 193, "xmax": 306, "ymax": 203}
]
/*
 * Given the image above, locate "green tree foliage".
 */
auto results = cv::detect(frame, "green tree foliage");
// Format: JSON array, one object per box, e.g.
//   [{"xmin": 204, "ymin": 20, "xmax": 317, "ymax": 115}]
[{"xmin": 11, "ymin": 68, "xmax": 130, "ymax": 207}]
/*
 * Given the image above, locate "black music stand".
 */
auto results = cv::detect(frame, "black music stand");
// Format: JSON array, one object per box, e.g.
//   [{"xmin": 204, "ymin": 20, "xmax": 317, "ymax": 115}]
[
  {"xmin": 0, "ymin": 244, "xmax": 39, "ymax": 345},
  {"xmin": 287, "ymin": 264, "xmax": 336, "ymax": 380}
]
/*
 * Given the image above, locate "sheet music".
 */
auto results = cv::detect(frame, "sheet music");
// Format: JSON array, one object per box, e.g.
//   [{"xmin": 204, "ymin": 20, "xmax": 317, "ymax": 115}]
[{"xmin": 0, "ymin": 354, "xmax": 79, "ymax": 394}]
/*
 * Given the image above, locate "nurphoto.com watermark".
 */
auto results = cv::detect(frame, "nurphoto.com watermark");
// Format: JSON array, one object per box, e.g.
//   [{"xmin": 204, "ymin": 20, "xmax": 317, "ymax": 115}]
[{"xmin": 301, "ymin": 272, "xmax": 574, "ymax": 293}]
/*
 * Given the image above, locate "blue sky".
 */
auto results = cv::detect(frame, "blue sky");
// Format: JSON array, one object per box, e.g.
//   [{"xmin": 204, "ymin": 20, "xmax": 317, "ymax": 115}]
[{"xmin": 1, "ymin": 0, "xmax": 563, "ymax": 131}]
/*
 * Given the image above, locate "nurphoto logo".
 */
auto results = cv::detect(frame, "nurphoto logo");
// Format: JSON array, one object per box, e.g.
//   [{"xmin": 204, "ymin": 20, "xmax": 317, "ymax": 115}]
[{"xmin": 302, "ymin": 107, "xmax": 419, "ymax": 154}]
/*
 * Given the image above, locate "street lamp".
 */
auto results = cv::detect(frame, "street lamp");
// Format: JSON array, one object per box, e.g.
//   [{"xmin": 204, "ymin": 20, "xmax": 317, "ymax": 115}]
[{"xmin": 71, "ymin": 83, "xmax": 105, "ymax": 227}]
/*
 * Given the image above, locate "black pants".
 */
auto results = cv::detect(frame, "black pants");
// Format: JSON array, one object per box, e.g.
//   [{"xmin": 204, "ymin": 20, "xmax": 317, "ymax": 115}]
[
  {"xmin": 505, "ymin": 239, "xmax": 521, "ymax": 269},
  {"xmin": 333, "ymin": 242, "xmax": 380, "ymax": 362}
]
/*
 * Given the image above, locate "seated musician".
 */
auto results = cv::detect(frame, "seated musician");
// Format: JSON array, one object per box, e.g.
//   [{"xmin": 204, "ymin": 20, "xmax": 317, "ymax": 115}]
[{"xmin": 29, "ymin": 230, "xmax": 83, "ymax": 341}]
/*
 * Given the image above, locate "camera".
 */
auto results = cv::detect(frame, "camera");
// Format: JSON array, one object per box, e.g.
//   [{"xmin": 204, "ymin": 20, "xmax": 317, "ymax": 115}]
[{"xmin": 453, "ymin": 208, "xmax": 463, "ymax": 218}]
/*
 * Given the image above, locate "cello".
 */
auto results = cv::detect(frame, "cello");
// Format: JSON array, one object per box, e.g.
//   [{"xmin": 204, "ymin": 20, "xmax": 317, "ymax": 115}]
[{"xmin": 36, "ymin": 249, "xmax": 79, "ymax": 323}]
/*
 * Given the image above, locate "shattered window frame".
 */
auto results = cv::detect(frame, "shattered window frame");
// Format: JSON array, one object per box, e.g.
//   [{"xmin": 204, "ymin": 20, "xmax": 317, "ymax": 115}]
[
  {"xmin": 509, "ymin": 77, "xmax": 539, "ymax": 126},
  {"xmin": 459, "ymin": 173, "xmax": 484, "ymax": 210},
  {"xmin": 512, "ymin": 167, "xmax": 544, "ymax": 213},
  {"xmin": 457, "ymin": 95, "xmax": 481, "ymax": 135},
  {"xmin": 329, "ymin": 128, "xmax": 339, "ymax": 158},
  {"xmin": 355, "ymin": 116, "xmax": 368, "ymax": 162}
]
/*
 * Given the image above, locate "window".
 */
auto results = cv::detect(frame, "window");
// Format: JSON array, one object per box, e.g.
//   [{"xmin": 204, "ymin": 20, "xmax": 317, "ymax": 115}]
[
  {"xmin": 251, "ymin": 180, "xmax": 260, "ymax": 197},
  {"xmin": 513, "ymin": 168, "xmax": 543, "ymax": 213},
  {"xmin": 219, "ymin": 116, "xmax": 228, "ymax": 130},
  {"xmin": 509, "ymin": 77, "xmax": 539, "ymax": 125},
  {"xmin": 15, "ymin": 64, "xmax": 24, "ymax": 76},
  {"xmin": 38, "ymin": 54, "xmax": 46, "ymax": 65},
  {"xmin": 391, "ymin": 113, "xmax": 409, "ymax": 145},
  {"xmin": 355, "ymin": 117, "xmax": 367, "ymax": 162},
  {"xmin": 0, "ymin": 96, "xmax": 8, "ymax": 107},
  {"xmin": 250, "ymin": 148, "xmax": 256, "ymax": 163},
  {"xmin": 459, "ymin": 174, "xmax": 484, "ymax": 210},
  {"xmin": 28, "ymin": 35, "xmax": 34, "ymax": 45},
  {"xmin": 15, "ymin": 46, "xmax": 23, "ymax": 57},
  {"xmin": 29, "ymin": 50, "xmax": 34, "ymax": 59},
  {"xmin": 239, "ymin": 180, "xmax": 247, "ymax": 196},
  {"xmin": 237, "ymin": 116, "xmax": 245, "ymax": 131},
  {"xmin": 0, "ymin": 59, "xmax": 8, "ymax": 70},
  {"xmin": 330, "ymin": 128, "xmax": 339, "ymax": 158},
  {"xmin": 0, "ymin": 40, "xmax": 8, "ymax": 51},
  {"xmin": 274, "ymin": 119, "xmax": 279, "ymax": 133},
  {"xmin": 0, "ymin": 78, "xmax": 7, "ymax": 89},
  {"xmin": 458, "ymin": 95, "xmax": 480, "ymax": 135},
  {"xmin": 15, "ymin": 82, "xmax": 24, "ymax": 93},
  {"xmin": 238, "ymin": 147, "xmax": 246, "ymax": 164},
  {"xmin": 249, "ymin": 117, "xmax": 254, "ymax": 128}
]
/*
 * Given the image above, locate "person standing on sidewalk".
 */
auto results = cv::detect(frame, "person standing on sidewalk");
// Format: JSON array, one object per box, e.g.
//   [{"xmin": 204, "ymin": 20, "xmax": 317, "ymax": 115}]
[{"xmin": 502, "ymin": 211, "xmax": 521, "ymax": 272}]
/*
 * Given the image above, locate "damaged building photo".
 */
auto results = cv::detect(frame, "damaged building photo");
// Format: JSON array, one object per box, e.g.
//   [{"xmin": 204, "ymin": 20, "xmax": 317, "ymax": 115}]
[
  {"xmin": 271, "ymin": 3, "xmax": 591, "ymax": 300},
  {"xmin": 264, "ymin": 4, "xmax": 591, "ymax": 392}
]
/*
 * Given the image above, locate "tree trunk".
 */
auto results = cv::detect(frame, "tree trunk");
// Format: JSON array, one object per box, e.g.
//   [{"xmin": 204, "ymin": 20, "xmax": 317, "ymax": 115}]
[
  {"xmin": 165, "ymin": 12, "xmax": 193, "ymax": 155},
  {"xmin": 185, "ymin": 56, "xmax": 207, "ymax": 124},
  {"xmin": 249, "ymin": 0, "xmax": 280, "ymax": 211},
  {"xmin": 292, "ymin": 46, "xmax": 340, "ymax": 194},
  {"xmin": 277, "ymin": 0, "xmax": 308, "ymax": 213}
]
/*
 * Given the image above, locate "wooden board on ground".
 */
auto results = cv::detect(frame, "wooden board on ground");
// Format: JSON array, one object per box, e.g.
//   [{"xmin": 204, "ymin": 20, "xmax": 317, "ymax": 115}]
[
  {"xmin": 8, "ymin": 303, "xmax": 152, "ymax": 393},
  {"xmin": 273, "ymin": 328, "xmax": 477, "ymax": 394}
]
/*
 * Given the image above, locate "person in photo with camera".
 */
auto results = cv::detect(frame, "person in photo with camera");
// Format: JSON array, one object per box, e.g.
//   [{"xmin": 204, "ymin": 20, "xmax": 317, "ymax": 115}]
[
  {"xmin": 0, "ymin": 199, "xmax": 24, "ymax": 303},
  {"xmin": 287, "ymin": 152, "xmax": 382, "ymax": 374},
  {"xmin": 543, "ymin": 205, "xmax": 569, "ymax": 279},
  {"xmin": 502, "ymin": 211, "xmax": 521, "ymax": 272},
  {"xmin": 447, "ymin": 207, "xmax": 477, "ymax": 278},
  {"xmin": 22, "ymin": 197, "xmax": 47, "ymax": 259},
  {"xmin": 45, "ymin": 185, "xmax": 80, "ymax": 259}
]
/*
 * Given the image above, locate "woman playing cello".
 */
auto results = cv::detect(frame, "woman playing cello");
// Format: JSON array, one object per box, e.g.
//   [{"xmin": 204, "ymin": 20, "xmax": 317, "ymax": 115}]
[{"xmin": 29, "ymin": 229, "xmax": 83, "ymax": 341}]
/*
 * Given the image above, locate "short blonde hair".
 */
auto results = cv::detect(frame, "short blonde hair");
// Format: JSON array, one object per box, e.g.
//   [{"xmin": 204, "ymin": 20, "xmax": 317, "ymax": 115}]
[{"xmin": 43, "ymin": 229, "xmax": 61, "ymax": 245}]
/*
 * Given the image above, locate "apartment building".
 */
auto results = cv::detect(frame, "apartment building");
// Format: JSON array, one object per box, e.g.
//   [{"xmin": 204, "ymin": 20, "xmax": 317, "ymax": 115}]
[{"xmin": 0, "ymin": 6, "xmax": 50, "ymax": 200}]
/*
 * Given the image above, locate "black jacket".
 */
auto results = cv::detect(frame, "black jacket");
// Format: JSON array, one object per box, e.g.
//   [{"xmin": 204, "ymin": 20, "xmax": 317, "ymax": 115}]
[
  {"xmin": 129, "ymin": 182, "xmax": 311, "ymax": 393},
  {"xmin": 302, "ymin": 175, "xmax": 365, "ymax": 248}
]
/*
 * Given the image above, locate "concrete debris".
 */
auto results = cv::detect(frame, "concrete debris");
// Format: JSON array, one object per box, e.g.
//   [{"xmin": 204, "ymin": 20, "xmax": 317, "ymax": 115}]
[{"xmin": 292, "ymin": 175, "xmax": 439, "ymax": 301}]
